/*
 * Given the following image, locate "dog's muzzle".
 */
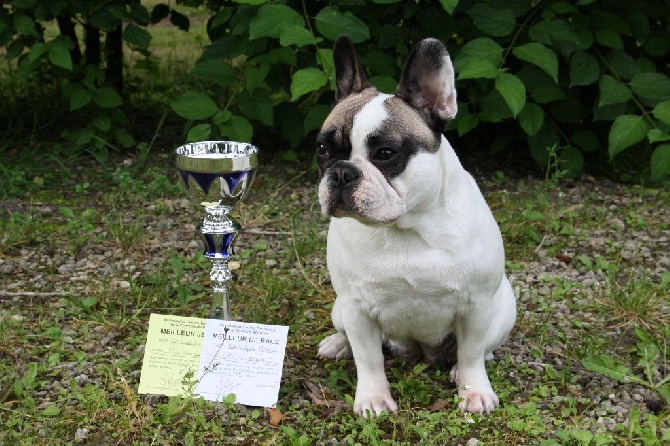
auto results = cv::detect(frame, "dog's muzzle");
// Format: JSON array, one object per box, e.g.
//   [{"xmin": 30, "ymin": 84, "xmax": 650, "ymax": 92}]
[{"xmin": 321, "ymin": 161, "xmax": 363, "ymax": 216}]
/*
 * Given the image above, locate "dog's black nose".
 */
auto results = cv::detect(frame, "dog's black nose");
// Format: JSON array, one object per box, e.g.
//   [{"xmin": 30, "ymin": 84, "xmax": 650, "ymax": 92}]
[{"xmin": 329, "ymin": 162, "xmax": 361, "ymax": 188}]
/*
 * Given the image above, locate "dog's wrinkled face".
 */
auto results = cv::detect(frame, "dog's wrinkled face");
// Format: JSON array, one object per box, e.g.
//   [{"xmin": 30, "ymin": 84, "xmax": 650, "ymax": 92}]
[{"xmin": 316, "ymin": 36, "xmax": 457, "ymax": 224}]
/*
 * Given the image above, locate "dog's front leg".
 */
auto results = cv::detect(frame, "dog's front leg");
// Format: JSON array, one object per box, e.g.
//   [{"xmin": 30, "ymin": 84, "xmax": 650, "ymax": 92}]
[
  {"xmin": 345, "ymin": 311, "xmax": 397, "ymax": 417},
  {"xmin": 451, "ymin": 314, "xmax": 499, "ymax": 414}
]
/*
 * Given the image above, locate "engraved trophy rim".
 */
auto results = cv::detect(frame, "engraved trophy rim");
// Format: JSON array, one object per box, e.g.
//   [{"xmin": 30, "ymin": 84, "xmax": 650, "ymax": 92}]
[{"xmin": 175, "ymin": 141, "xmax": 259, "ymax": 173}]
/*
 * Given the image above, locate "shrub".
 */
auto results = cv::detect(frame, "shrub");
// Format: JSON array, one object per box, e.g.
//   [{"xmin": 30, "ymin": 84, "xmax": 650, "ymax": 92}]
[{"xmin": 2, "ymin": 0, "xmax": 669, "ymax": 180}]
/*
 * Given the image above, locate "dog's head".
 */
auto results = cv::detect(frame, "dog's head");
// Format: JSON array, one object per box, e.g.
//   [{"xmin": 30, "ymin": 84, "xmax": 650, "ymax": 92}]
[{"xmin": 316, "ymin": 35, "xmax": 457, "ymax": 224}]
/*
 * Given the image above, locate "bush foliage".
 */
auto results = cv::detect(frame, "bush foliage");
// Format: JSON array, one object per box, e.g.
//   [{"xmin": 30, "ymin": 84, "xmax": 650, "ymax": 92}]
[{"xmin": 2, "ymin": 0, "xmax": 669, "ymax": 180}]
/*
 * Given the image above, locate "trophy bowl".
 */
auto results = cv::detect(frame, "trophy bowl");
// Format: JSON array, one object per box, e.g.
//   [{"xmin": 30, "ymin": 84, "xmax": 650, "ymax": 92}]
[{"xmin": 175, "ymin": 141, "xmax": 259, "ymax": 320}]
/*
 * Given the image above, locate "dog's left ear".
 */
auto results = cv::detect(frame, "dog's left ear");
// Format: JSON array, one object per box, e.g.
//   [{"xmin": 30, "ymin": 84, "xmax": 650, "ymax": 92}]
[{"xmin": 395, "ymin": 39, "xmax": 457, "ymax": 131}]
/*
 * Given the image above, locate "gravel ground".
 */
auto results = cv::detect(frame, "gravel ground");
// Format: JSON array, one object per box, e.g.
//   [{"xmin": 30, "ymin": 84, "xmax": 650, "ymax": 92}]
[{"xmin": 0, "ymin": 158, "xmax": 668, "ymax": 442}]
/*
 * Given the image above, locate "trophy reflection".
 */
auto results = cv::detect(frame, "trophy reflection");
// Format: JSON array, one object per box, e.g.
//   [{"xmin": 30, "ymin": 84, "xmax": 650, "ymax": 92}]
[{"xmin": 175, "ymin": 141, "xmax": 258, "ymax": 320}]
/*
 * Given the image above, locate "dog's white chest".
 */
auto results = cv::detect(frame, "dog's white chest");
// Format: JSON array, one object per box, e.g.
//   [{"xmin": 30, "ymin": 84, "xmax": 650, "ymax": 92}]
[{"xmin": 326, "ymin": 219, "xmax": 466, "ymax": 344}]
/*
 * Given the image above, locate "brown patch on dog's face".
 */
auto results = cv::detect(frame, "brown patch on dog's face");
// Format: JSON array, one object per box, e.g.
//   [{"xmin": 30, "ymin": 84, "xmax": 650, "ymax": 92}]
[{"xmin": 316, "ymin": 88, "xmax": 379, "ymax": 175}]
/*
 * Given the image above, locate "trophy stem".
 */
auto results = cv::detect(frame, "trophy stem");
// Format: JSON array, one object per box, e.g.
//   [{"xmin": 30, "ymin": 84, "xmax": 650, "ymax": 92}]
[
  {"xmin": 198, "ymin": 205, "xmax": 240, "ymax": 320},
  {"xmin": 210, "ymin": 260, "xmax": 232, "ymax": 320}
]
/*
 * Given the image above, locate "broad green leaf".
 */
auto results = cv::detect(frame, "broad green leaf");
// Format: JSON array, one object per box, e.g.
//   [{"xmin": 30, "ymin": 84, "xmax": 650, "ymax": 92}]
[
  {"xmin": 213, "ymin": 110, "xmax": 232, "ymax": 125},
  {"xmin": 529, "ymin": 19, "xmax": 578, "ymax": 45},
  {"xmin": 93, "ymin": 114, "xmax": 111, "ymax": 131},
  {"xmin": 559, "ymin": 145, "xmax": 584, "ymax": 177},
  {"xmin": 652, "ymin": 100, "xmax": 670, "ymax": 125},
  {"xmin": 280, "ymin": 25, "xmax": 322, "ymax": 47},
  {"xmin": 315, "ymin": 6, "xmax": 370, "ymax": 43},
  {"xmin": 192, "ymin": 60, "xmax": 237, "ymax": 86},
  {"xmin": 456, "ymin": 114, "xmax": 479, "ymax": 136},
  {"xmin": 90, "ymin": 10, "xmax": 120, "ymax": 32},
  {"xmin": 457, "ymin": 59, "xmax": 499, "ymax": 80},
  {"xmin": 531, "ymin": 85, "xmax": 565, "ymax": 103},
  {"xmin": 218, "ymin": 115, "xmax": 253, "ymax": 143},
  {"xmin": 13, "ymin": 13, "xmax": 38, "ymax": 37},
  {"xmin": 454, "ymin": 37, "xmax": 503, "ymax": 70},
  {"xmin": 369, "ymin": 76, "xmax": 397, "ymax": 94},
  {"xmin": 495, "ymin": 72, "xmax": 526, "ymax": 117},
  {"xmin": 93, "ymin": 87, "xmax": 122, "ymax": 108},
  {"xmin": 608, "ymin": 115, "xmax": 649, "ymax": 159},
  {"xmin": 598, "ymin": 75, "xmax": 632, "ymax": 106},
  {"xmin": 186, "ymin": 123, "xmax": 212, "ymax": 142},
  {"xmin": 595, "ymin": 29, "xmax": 623, "ymax": 50},
  {"xmin": 6, "ymin": 40, "xmax": 24, "ymax": 60},
  {"xmin": 69, "ymin": 89, "xmax": 92, "ymax": 111},
  {"xmin": 467, "ymin": 4, "xmax": 515, "ymax": 37},
  {"xmin": 28, "ymin": 42, "xmax": 48, "ymax": 61},
  {"xmin": 605, "ymin": 51, "xmax": 640, "ymax": 80},
  {"xmin": 362, "ymin": 50, "xmax": 397, "ymax": 76},
  {"xmin": 233, "ymin": 0, "xmax": 268, "ymax": 4},
  {"xmin": 266, "ymin": 47, "xmax": 297, "ymax": 66},
  {"xmin": 629, "ymin": 73, "xmax": 670, "ymax": 101},
  {"xmin": 647, "ymin": 129, "xmax": 670, "ymax": 143},
  {"xmin": 122, "ymin": 23, "xmax": 152, "ymax": 49},
  {"xmin": 245, "ymin": 62, "xmax": 270, "ymax": 92},
  {"xmin": 249, "ymin": 5, "xmax": 303, "ymax": 39},
  {"xmin": 571, "ymin": 129, "xmax": 599, "ymax": 153},
  {"xmin": 48, "ymin": 45, "xmax": 72, "ymax": 70},
  {"xmin": 438, "ymin": 0, "xmax": 459, "ymax": 14},
  {"xmin": 291, "ymin": 68, "xmax": 328, "ymax": 101},
  {"xmin": 582, "ymin": 354, "xmax": 643, "ymax": 384},
  {"xmin": 171, "ymin": 91, "xmax": 219, "ymax": 120},
  {"xmin": 528, "ymin": 122, "xmax": 560, "ymax": 168},
  {"xmin": 651, "ymin": 144, "xmax": 670, "ymax": 181},
  {"xmin": 569, "ymin": 52, "xmax": 599, "ymax": 86},
  {"xmin": 512, "ymin": 43, "xmax": 558, "ymax": 83},
  {"xmin": 238, "ymin": 89, "xmax": 274, "ymax": 126},
  {"xmin": 518, "ymin": 102, "xmax": 544, "ymax": 136}
]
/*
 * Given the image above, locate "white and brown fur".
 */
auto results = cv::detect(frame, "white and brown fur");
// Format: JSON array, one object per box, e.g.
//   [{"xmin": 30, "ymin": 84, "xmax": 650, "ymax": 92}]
[{"xmin": 316, "ymin": 35, "xmax": 517, "ymax": 417}]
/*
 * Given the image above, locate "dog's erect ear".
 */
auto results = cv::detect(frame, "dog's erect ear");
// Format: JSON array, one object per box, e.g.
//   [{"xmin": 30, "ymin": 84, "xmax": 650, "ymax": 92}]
[
  {"xmin": 333, "ymin": 35, "xmax": 372, "ymax": 103},
  {"xmin": 395, "ymin": 38, "xmax": 457, "ymax": 131}
]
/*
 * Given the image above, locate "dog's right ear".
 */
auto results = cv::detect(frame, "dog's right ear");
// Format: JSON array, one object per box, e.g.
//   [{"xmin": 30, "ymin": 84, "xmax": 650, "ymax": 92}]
[{"xmin": 333, "ymin": 35, "xmax": 371, "ymax": 103}]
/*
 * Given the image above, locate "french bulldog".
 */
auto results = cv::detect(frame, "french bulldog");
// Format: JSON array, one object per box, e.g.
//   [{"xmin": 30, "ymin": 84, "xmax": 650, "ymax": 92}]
[{"xmin": 315, "ymin": 35, "xmax": 517, "ymax": 418}]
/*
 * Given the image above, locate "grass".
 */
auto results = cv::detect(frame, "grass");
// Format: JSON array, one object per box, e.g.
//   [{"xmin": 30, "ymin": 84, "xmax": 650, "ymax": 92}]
[{"xmin": 1, "ymin": 154, "xmax": 669, "ymax": 445}]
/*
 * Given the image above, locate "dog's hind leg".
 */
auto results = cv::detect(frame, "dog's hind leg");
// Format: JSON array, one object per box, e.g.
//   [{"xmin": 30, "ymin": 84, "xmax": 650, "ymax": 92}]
[{"xmin": 318, "ymin": 332, "xmax": 352, "ymax": 360}]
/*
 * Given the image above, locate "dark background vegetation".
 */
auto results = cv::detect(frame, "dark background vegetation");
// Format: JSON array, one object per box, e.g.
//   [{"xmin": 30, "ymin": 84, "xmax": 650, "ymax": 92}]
[{"xmin": 1, "ymin": 0, "xmax": 669, "ymax": 190}]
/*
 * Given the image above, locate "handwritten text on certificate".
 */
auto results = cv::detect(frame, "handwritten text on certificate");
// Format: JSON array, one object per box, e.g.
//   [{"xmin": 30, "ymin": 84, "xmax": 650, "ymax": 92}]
[{"xmin": 195, "ymin": 320, "xmax": 289, "ymax": 407}]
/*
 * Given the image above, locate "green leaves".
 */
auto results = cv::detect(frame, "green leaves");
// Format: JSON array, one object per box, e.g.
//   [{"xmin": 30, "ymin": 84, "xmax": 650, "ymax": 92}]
[
  {"xmin": 608, "ymin": 115, "xmax": 649, "ymax": 159},
  {"xmin": 495, "ymin": 73, "xmax": 526, "ymax": 117},
  {"xmin": 466, "ymin": 3, "xmax": 515, "ymax": 37},
  {"xmin": 569, "ymin": 52, "xmax": 599, "ymax": 86},
  {"xmin": 291, "ymin": 68, "xmax": 328, "ymax": 101},
  {"xmin": 598, "ymin": 75, "xmax": 632, "ymax": 106},
  {"xmin": 512, "ymin": 43, "xmax": 558, "ymax": 83},
  {"xmin": 171, "ymin": 92, "xmax": 219, "ymax": 120},
  {"xmin": 249, "ymin": 5, "xmax": 303, "ymax": 39},
  {"xmin": 315, "ymin": 7, "xmax": 369, "ymax": 43}
]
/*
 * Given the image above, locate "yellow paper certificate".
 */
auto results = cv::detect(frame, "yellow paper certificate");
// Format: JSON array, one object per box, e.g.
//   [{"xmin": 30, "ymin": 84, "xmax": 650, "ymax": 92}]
[{"xmin": 137, "ymin": 314, "xmax": 205, "ymax": 396}]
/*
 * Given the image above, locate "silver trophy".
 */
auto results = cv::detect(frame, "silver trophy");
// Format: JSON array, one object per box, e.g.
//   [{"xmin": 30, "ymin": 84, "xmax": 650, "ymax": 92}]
[{"xmin": 175, "ymin": 141, "xmax": 258, "ymax": 320}]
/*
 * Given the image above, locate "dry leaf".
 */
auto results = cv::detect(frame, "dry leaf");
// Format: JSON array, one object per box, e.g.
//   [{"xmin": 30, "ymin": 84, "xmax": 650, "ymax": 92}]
[
  {"xmin": 267, "ymin": 408, "xmax": 284, "ymax": 428},
  {"xmin": 430, "ymin": 398, "xmax": 449, "ymax": 411}
]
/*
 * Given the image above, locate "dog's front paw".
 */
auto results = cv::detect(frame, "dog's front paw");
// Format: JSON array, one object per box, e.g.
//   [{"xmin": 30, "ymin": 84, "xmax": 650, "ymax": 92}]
[
  {"xmin": 450, "ymin": 364, "xmax": 499, "ymax": 414},
  {"xmin": 318, "ymin": 332, "xmax": 351, "ymax": 360},
  {"xmin": 457, "ymin": 386, "xmax": 499, "ymax": 414},
  {"xmin": 354, "ymin": 391, "xmax": 398, "ymax": 418}
]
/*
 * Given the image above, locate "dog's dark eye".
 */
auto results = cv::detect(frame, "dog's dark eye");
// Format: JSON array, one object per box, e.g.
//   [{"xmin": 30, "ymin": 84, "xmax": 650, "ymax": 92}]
[
  {"xmin": 374, "ymin": 147, "xmax": 397, "ymax": 162},
  {"xmin": 316, "ymin": 143, "xmax": 328, "ymax": 157}
]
